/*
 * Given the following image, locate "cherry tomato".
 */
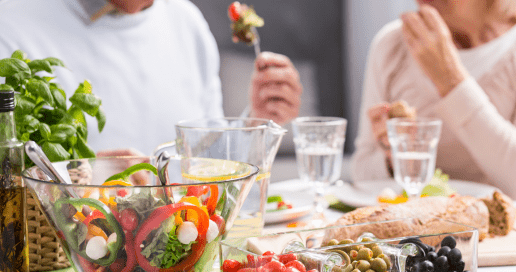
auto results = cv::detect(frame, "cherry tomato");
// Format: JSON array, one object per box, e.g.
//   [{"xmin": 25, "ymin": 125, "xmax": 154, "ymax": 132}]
[
  {"xmin": 258, "ymin": 251, "xmax": 275, "ymax": 265},
  {"xmin": 119, "ymin": 208, "xmax": 139, "ymax": 231},
  {"xmin": 259, "ymin": 260, "xmax": 285, "ymax": 272},
  {"xmin": 228, "ymin": 1, "xmax": 241, "ymax": 22},
  {"xmin": 116, "ymin": 188, "xmax": 128, "ymax": 197},
  {"xmin": 306, "ymin": 270, "xmax": 318, "ymax": 272},
  {"xmin": 285, "ymin": 260, "xmax": 306, "ymax": 272},
  {"xmin": 247, "ymin": 254, "xmax": 258, "ymax": 268},
  {"xmin": 284, "ymin": 268, "xmax": 301, "ymax": 272},
  {"xmin": 278, "ymin": 253, "xmax": 297, "ymax": 265},
  {"xmin": 237, "ymin": 268, "xmax": 258, "ymax": 272},
  {"xmin": 222, "ymin": 259, "xmax": 242, "ymax": 272}
]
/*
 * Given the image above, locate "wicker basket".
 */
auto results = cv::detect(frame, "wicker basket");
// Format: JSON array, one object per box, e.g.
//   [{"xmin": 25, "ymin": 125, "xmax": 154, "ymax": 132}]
[{"xmin": 27, "ymin": 193, "xmax": 71, "ymax": 271}]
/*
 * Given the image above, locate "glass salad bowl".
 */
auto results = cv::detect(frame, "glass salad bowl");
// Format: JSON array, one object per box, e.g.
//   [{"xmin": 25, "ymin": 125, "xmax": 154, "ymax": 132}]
[{"xmin": 22, "ymin": 156, "xmax": 259, "ymax": 272}]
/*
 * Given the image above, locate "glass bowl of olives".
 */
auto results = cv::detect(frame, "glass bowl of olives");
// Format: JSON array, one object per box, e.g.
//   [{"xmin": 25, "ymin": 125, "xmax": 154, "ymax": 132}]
[{"xmin": 219, "ymin": 217, "xmax": 478, "ymax": 272}]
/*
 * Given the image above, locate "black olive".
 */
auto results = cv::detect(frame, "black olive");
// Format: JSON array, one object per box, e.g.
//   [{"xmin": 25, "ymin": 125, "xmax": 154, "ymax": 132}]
[
  {"xmin": 427, "ymin": 251, "xmax": 438, "ymax": 262},
  {"xmin": 441, "ymin": 236, "xmax": 457, "ymax": 249},
  {"xmin": 435, "ymin": 256, "xmax": 450, "ymax": 272},
  {"xmin": 447, "ymin": 248, "xmax": 462, "ymax": 264},
  {"xmin": 438, "ymin": 246, "xmax": 451, "ymax": 257},
  {"xmin": 428, "ymin": 245, "xmax": 435, "ymax": 252},
  {"xmin": 419, "ymin": 260, "xmax": 434, "ymax": 272},
  {"xmin": 451, "ymin": 259, "xmax": 465, "ymax": 272}
]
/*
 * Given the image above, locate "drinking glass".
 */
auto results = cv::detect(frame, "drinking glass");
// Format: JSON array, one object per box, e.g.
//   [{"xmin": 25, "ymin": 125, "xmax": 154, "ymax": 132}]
[
  {"xmin": 386, "ymin": 118, "xmax": 442, "ymax": 199},
  {"xmin": 292, "ymin": 117, "xmax": 347, "ymax": 219}
]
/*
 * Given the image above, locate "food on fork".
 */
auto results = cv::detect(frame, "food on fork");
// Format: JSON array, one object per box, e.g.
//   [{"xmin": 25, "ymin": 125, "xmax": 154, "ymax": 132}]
[
  {"xmin": 228, "ymin": 1, "xmax": 264, "ymax": 45},
  {"xmin": 388, "ymin": 100, "xmax": 417, "ymax": 119}
]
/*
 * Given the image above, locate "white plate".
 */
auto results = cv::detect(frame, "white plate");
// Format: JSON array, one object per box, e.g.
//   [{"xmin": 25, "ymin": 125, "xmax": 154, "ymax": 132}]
[
  {"xmin": 333, "ymin": 179, "xmax": 499, "ymax": 207},
  {"xmin": 265, "ymin": 180, "xmax": 313, "ymax": 224}
]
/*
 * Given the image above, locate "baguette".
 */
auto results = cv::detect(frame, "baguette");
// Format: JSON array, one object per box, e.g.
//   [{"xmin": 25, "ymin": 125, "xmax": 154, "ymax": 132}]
[{"xmin": 325, "ymin": 196, "xmax": 489, "ymax": 243}]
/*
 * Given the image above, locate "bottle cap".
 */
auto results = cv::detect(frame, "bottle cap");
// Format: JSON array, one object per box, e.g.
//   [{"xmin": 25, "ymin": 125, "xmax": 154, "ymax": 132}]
[{"xmin": 0, "ymin": 90, "xmax": 15, "ymax": 112}]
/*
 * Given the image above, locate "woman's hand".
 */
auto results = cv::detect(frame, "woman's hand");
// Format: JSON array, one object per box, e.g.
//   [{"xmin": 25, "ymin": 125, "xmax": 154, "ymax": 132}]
[
  {"xmin": 401, "ymin": 5, "xmax": 470, "ymax": 97},
  {"xmin": 250, "ymin": 52, "xmax": 303, "ymax": 125},
  {"xmin": 368, "ymin": 103, "xmax": 392, "ymax": 159}
]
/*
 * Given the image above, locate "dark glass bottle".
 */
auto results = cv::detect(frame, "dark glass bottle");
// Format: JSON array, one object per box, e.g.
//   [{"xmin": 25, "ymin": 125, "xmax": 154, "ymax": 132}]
[{"xmin": 0, "ymin": 90, "xmax": 28, "ymax": 272}]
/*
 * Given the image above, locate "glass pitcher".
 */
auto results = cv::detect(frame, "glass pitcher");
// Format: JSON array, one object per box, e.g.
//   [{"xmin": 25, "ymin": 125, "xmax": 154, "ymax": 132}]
[{"xmin": 154, "ymin": 117, "xmax": 286, "ymax": 237}]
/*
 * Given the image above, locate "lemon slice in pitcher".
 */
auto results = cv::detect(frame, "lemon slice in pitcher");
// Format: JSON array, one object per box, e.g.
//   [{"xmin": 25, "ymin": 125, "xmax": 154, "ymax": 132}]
[{"xmin": 181, "ymin": 158, "xmax": 252, "ymax": 182}]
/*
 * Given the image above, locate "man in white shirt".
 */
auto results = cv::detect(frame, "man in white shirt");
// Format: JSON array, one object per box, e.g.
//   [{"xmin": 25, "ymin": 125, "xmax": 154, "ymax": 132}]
[{"xmin": 0, "ymin": 0, "xmax": 302, "ymax": 154}]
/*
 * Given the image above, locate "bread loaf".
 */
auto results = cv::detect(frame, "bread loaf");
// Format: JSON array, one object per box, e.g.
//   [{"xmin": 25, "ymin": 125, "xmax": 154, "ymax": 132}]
[
  {"xmin": 482, "ymin": 191, "xmax": 516, "ymax": 235},
  {"xmin": 326, "ymin": 196, "xmax": 489, "ymax": 243}
]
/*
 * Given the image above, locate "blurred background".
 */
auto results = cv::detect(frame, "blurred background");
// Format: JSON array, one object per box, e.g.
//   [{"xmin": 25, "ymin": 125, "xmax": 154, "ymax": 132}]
[{"xmin": 190, "ymin": 0, "xmax": 417, "ymax": 181}]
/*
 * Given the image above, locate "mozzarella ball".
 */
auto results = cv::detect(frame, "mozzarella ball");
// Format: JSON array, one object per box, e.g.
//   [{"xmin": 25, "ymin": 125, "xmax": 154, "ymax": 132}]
[
  {"xmin": 206, "ymin": 219, "xmax": 219, "ymax": 243},
  {"xmin": 86, "ymin": 236, "xmax": 108, "ymax": 260},
  {"xmin": 177, "ymin": 221, "xmax": 198, "ymax": 244},
  {"xmin": 107, "ymin": 233, "xmax": 117, "ymax": 244}
]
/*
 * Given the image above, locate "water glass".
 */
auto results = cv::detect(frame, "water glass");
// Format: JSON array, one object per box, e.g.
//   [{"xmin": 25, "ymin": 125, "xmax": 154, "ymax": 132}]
[
  {"xmin": 386, "ymin": 118, "xmax": 442, "ymax": 198},
  {"xmin": 292, "ymin": 117, "xmax": 347, "ymax": 215}
]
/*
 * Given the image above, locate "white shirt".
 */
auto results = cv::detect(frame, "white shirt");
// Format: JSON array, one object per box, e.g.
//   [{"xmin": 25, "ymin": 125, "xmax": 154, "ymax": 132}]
[
  {"xmin": 352, "ymin": 20, "xmax": 516, "ymax": 199},
  {"xmin": 0, "ymin": 0, "xmax": 224, "ymax": 154}
]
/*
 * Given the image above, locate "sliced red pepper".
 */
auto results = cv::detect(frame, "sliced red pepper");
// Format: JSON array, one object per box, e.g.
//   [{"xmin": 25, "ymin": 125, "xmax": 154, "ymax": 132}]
[
  {"xmin": 83, "ymin": 209, "xmax": 105, "ymax": 225},
  {"xmin": 135, "ymin": 202, "xmax": 209, "ymax": 272},
  {"xmin": 206, "ymin": 185, "xmax": 219, "ymax": 215},
  {"xmin": 77, "ymin": 254, "xmax": 98, "ymax": 272},
  {"xmin": 188, "ymin": 184, "xmax": 219, "ymax": 216},
  {"xmin": 121, "ymin": 231, "xmax": 137, "ymax": 272}
]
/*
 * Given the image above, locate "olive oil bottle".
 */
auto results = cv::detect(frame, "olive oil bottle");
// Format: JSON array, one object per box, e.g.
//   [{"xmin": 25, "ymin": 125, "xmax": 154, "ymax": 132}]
[{"xmin": 0, "ymin": 90, "xmax": 28, "ymax": 272}]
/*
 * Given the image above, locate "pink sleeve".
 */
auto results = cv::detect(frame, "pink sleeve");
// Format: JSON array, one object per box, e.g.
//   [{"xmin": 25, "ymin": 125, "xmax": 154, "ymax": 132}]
[{"xmin": 436, "ymin": 77, "xmax": 516, "ymax": 197}]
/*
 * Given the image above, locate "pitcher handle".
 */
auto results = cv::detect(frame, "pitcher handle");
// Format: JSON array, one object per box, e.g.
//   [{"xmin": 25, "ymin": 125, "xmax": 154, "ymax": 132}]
[{"xmin": 153, "ymin": 140, "xmax": 178, "ymax": 158}]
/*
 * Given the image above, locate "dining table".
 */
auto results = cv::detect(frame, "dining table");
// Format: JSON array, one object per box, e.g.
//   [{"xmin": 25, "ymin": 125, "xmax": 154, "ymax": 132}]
[{"xmin": 262, "ymin": 189, "xmax": 516, "ymax": 272}]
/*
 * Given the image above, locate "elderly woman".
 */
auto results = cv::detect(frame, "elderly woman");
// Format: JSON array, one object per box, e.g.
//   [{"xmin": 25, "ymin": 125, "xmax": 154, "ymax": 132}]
[{"xmin": 352, "ymin": 0, "xmax": 516, "ymax": 198}]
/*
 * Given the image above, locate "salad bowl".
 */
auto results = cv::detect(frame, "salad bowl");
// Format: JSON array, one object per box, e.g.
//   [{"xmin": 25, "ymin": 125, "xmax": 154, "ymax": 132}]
[{"xmin": 22, "ymin": 156, "xmax": 259, "ymax": 272}]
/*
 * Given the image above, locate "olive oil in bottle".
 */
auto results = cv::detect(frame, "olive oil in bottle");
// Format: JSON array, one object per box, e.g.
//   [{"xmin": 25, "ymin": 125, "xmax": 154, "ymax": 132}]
[{"xmin": 0, "ymin": 90, "xmax": 28, "ymax": 272}]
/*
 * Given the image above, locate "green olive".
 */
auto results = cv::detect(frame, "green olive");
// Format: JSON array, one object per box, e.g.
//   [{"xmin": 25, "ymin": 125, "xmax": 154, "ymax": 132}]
[
  {"xmin": 350, "ymin": 250, "xmax": 359, "ymax": 261},
  {"xmin": 326, "ymin": 239, "xmax": 339, "ymax": 246},
  {"xmin": 329, "ymin": 249, "xmax": 351, "ymax": 266},
  {"xmin": 339, "ymin": 239, "xmax": 355, "ymax": 245},
  {"xmin": 356, "ymin": 260, "xmax": 371, "ymax": 272},
  {"xmin": 371, "ymin": 246, "xmax": 383, "ymax": 258},
  {"xmin": 361, "ymin": 237, "xmax": 376, "ymax": 249},
  {"xmin": 378, "ymin": 254, "xmax": 391, "ymax": 269},
  {"xmin": 332, "ymin": 266, "xmax": 344, "ymax": 272},
  {"xmin": 343, "ymin": 264, "xmax": 354, "ymax": 272},
  {"xmin": 351, "ymin": 260, "xmax": 358, "ymax": 268},
  {"xmin": 352, "ymin": 269, "xmax": 361, "ymax": 272},
  {"xmin": 365, "ymin": 270, "xmax": 375, "ymax": 272},
  {"xmin": 357, "ymin": 247, "xmax": 373, "ymax": 261},
  {"xmin": 370, "ymin": 258, "xmax": 388, "ymax": 272}
]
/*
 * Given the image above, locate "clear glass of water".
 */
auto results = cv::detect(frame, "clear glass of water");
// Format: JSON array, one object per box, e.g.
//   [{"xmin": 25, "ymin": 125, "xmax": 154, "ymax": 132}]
[
  {"xmin": 386, "ymin": 118, "xmax": 442, "ymax": 199},
  {"xmin": 292, "ymin": 117, "xmax": 347, "ymax": 218}
]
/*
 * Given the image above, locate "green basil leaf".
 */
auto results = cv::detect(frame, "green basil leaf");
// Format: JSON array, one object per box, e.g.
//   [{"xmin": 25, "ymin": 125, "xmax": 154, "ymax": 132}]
[
  {"xmin": 11, "ymin": 50, "xmax": 27, "ymax": 61},
  {"xmin": 69, "ymin": 93, "xmax": 100, "ymax": 117},
  {"xmin": 71, "ymin": 148, "xmax": 79, "ymax": 160},
  {"xmin": 51, "ymin": 89, "xmax": 66, "ymax": 110},
  {"xmin": 43, "ymin": 76, "xmax": 55, "ymax": 82},
  {"xmin": 67, "ymin": 105, "xmax": 87, "ymax": 128},
  {"xmin": 95, "ymin": 107, "xmax": 106, "ymax": 133},
  {"xmin": 0, "ymin": 84, "xmax": 14, "ymax": 91},
  {"xmin": 76, "ymin": 122, "xmax": 87, "ymax": 140},
  {"xmin": 27, "ymin": 79, "xmax": 54, "ymax": 106},
  {"xmin": 74, "ymin": 80, "xmax": 92, "ymax": 94},
  {"xmin": 20, "ymin": 133, "xmax": 30, "ymax": 142},
  {"xmin": 50, "ymin": 124, "xmax": 76, "ymax": 139},
  {"xmin": 44, "ymin": 57, "xmax": 65, "ymax": 68},
  {"xmin": 21, "ymin": 115, "xmax": 40, "ymax": 133},
  {"xmin": 5, "ymin": 76, "xmax": 19, "ymax": 87},
  {"xmin": 28, "ymin": 59, "xmax": 53, "ymax": 74},
  {"xmin": 76, "ymin": 134, "xmax": 95, "ymax": 159},
  {"xmin": 41, "ymin": 142, "xmax": 70, "ymax": 162},
  {"xmin": 39, "ymin": 123, "xmax": 51, "ymax": 140},
  {"xmin": 0, "ymin": 58, "xmax": 31, "ymax": 79},
  {"xmin": 14, "ymin": 94, "xmax": 36, "ymax": 116},
  {"xmin": 68, "ymin": 135, "xmax": 77, "ymax": 147}
]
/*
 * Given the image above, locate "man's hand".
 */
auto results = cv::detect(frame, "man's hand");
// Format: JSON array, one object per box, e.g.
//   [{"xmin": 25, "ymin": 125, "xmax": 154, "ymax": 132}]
[
  {"xmin": 401, "ymin": 5, "xmax": 469, "ymax": 97},
  {"xmin": 249, "ymin": 52, "xmax": 302, "ymax": 125}
]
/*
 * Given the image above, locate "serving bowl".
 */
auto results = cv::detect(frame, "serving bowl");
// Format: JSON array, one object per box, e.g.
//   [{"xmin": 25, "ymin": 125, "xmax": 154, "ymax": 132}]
[
  {"xmin": 220, "ymin": 217, "xmax": 478, "ymax": 272},
  {"xmin": 23, "ymin": 156, "xmax": 259, "ymax": 272}
]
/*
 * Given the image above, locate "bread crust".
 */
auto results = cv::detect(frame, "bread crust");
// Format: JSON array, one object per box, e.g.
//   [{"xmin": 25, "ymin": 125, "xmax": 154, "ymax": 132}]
[
  {"xmin": 325, "ymin": 196, "xmax": 489, "ymax": 243},
  {"xmin": 481, "ymin": 191, "xmax": 516, "ymax": 235},
  {"xmin": 388, "ymin": 100, "xmax": 416, "ymax": 119}
]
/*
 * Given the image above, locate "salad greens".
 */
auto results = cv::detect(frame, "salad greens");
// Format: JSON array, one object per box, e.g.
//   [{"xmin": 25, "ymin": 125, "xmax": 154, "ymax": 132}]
[{"xmin": 0, "ymin": 50, "xmax": 105, "ymax": 163}]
